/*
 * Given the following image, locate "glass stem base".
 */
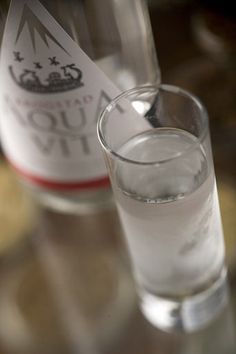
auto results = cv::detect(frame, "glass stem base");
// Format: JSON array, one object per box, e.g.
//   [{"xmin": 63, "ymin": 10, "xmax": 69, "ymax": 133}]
[{"xmin": 140, "ymin": 268, "xmax": 229, "ymax": 333}]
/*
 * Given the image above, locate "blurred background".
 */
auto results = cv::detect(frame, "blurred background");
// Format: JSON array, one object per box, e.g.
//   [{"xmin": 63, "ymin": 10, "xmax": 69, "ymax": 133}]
[{"xmin": 0, "ymin": 0, "xmax": 236, "ymax": 353}]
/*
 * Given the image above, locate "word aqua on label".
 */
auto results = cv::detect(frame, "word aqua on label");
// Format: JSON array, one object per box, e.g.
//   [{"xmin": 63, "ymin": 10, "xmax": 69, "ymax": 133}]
[{"xmin": 3, "ymin": 90, "xmax": 123, "ymax": 158}]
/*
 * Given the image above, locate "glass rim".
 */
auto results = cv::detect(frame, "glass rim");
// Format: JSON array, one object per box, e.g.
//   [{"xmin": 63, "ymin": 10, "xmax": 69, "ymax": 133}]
[{"xmin": 97, "ymin": 84, "xmax": 209, "ymax": 166}]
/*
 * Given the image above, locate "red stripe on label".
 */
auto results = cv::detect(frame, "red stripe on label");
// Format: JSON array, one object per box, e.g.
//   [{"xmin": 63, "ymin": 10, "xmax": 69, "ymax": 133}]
[{"xmin": 8, "ymin": 160, "xmax": 110, "ymax": 191}]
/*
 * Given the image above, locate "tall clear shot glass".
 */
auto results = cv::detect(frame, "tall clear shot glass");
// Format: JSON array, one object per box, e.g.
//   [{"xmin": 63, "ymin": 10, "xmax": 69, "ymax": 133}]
[{"xmin": 97, "ymin": 84, "xmax": 228, "ymax": 332}]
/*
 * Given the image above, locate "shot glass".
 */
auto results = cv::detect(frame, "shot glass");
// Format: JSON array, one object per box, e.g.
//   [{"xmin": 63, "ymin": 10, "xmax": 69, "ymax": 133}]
[{"xmin": 97, "ymin": 84, "xmax": 228, "ymax": 332}]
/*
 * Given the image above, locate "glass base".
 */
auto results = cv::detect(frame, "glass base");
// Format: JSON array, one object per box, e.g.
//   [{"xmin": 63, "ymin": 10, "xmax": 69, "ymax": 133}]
[{"xmin": 140, "ymin": 268, "xmax": 229, "ymax": 333}]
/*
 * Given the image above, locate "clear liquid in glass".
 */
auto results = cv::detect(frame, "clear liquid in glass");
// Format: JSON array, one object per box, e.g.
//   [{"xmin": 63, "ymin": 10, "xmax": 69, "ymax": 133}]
[{"xmin": 115, "ymin": 128, "xmax": 225, "ymax": 305}]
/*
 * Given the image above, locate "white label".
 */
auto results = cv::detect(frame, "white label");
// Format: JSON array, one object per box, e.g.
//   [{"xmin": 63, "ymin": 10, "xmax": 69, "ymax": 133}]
[{"xmin": 0, "ymin": 0, "xmax": 121, "ymax": 189}]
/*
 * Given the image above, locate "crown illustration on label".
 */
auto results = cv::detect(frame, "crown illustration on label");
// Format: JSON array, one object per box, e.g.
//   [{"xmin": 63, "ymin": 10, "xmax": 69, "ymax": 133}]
[
  {"xmin": 8, "ymin": 3, "xmax": 84, "ymax": 94},
  {"xmin": 9, "ymin": 63, "xmax": 84, "ymax": 94}
]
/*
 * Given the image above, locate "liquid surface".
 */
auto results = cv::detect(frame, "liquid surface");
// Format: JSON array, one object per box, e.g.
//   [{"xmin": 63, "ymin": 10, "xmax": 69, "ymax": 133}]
[{"xmin": 116, "ymin": 128, "xmax": 208, "ymax": 203}]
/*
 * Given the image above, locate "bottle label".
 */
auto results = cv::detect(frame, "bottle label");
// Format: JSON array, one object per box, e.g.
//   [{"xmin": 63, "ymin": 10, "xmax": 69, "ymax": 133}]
[{"xmin": 0, "ymin": 0, "xmax": 121, "ymax": 189}]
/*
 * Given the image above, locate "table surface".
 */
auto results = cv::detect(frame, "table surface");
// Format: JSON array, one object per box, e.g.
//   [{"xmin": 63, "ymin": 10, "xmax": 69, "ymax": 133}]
[{"xmin": 0, "ymin": 2, "xmax": 236, "ymax": 354}]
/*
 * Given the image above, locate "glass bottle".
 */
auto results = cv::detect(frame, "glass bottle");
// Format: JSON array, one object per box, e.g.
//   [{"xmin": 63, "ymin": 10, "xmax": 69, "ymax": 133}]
[{"xmin": 0, "ymin": 0, "xmax": 161, "ymax": 213}]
